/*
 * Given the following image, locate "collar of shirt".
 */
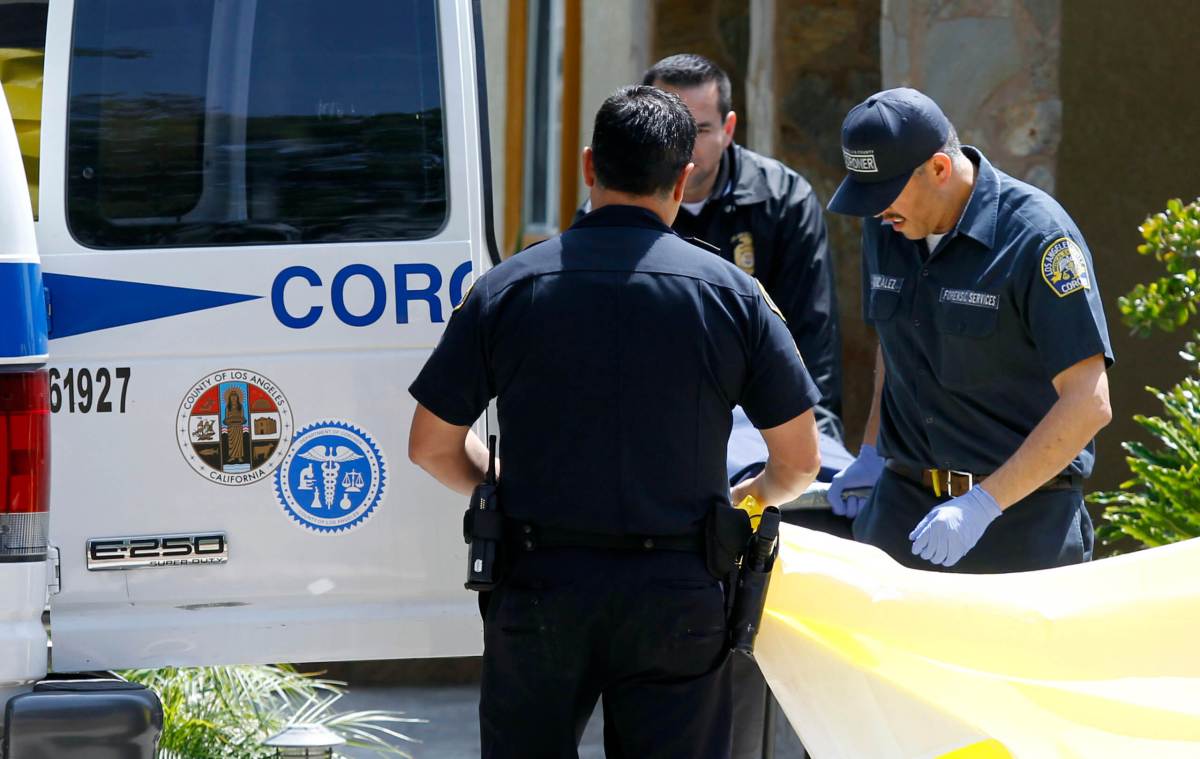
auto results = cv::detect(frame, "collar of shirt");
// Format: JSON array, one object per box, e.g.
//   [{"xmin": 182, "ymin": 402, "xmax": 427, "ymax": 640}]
[
  {"xmin": 570, "ymin": 204, "xmax": 677, "ymax": 234},
  {"xmin": 727, "ymin": 143, "xmax": 773, "ymax": 206},
  {"xmin": 951, "ymin": 146, "xmax": 1000, "ymax": 250}
]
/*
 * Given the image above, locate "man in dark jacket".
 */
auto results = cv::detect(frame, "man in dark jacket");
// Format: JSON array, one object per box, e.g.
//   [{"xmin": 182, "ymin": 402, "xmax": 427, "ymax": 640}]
[{"xmin": 578, "ymin": 54, "xmax": 842, "ymax": 439}]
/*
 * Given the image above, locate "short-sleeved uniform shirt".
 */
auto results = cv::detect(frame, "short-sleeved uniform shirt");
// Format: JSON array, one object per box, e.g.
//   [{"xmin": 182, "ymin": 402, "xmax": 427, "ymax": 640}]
[
  {"xmin": 862, "ymin": 147, "xmax": 1113, "ymax": 477},
  {"xmin": 410, "ymin": 204, "xmax": 820, "ymax": 536}
]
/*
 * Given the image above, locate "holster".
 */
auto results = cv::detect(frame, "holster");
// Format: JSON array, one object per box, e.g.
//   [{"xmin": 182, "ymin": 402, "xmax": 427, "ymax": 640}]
[
  {"xmin": 463, "ymin": 481, "xmax": 505, "ymax": 591},
  {"xmin": 705, "ymin": 502, "xmax": 752, "ymax": 580},
  {"xmin": 728, "ymin": 507, "xmax": 781, "ymax": 656}
]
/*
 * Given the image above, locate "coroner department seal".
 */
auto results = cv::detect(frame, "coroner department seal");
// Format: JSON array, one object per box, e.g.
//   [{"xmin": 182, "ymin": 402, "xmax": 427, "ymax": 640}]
[
  {"xmin": 177, "ymin": 369, "xmax": 293, "ymax": 486},
  {"xmin": 274, "ymin": 420, "xmax": 387, "ymax": 533}
]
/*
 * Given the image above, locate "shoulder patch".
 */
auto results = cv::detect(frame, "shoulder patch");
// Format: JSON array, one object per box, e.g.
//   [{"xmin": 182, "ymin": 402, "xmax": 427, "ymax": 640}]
[
  {"xmin": 685, "ymin": 236, "xmax": 721, "ymax": 255},
  {"xmin": 452, "ymin": 278, "xmax": 476, "ymax": 312},
  {"xmin": 1040, "ymin": 237, "xmax": 1091, "ymax": 297},
  {"xmin": 756, "ymin": 279, "xmax": 786, "ymax": 323}
]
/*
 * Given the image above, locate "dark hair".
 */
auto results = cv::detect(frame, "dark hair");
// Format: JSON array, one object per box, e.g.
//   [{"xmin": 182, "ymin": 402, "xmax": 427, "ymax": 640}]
[
  {"xmin": 642, "ymin": 53, "xmax": 732, "ymax": 118},
  {"xmin": 591, "ymin": 85, "xmax": 696, "ymax": 196}
]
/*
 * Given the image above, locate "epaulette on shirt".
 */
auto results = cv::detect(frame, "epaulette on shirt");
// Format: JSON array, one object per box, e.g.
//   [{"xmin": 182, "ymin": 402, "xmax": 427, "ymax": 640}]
[{"xmin": 684, "ymin": 236, "xmax": 721, "ymax": 254}]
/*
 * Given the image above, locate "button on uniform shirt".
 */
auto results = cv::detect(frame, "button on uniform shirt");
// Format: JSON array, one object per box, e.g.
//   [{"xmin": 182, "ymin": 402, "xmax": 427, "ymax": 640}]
[
  {"xmin": 410, "ymin": 205, "xmax": 821, "ymax": 537},
  {"xmin": 862, "ymin": 147, "xmax": 1113, "ymax": 477}
]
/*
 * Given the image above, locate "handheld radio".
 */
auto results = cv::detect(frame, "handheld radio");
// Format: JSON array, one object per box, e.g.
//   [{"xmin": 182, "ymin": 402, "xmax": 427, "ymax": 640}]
[{"xmin": 464, "ymin": 435, "xmax": 502, "ymax": 591}]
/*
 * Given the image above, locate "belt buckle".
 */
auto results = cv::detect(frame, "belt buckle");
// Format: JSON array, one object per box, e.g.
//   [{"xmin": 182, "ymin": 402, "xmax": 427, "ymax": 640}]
[
  {"xmin": 947, "ymin": 470, "xmax": 973, "ymax": 497},
  {"xmin": 929, "ymin": 469, "xmax": 974, "ymax": 498}
]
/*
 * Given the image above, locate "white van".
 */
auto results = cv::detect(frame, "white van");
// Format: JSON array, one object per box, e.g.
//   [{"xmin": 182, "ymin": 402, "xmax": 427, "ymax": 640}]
[{"xmin": 0, "ymin": 0, "xmax": 496, "ymax": 751}]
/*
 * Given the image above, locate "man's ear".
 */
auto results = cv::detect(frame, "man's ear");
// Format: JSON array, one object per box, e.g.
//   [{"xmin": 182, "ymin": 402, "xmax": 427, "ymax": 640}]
[
  {"xmin": 582, "ymin": 147, "xmax": 596, "ymax": 188},
  {"xmin": 722, "ymin": 111, "xmax": 737, "ymax": 146},
  {"xmin": 673, "ymin": 162, "xmax": 696, "ymax": 202},
  {"xmin": 931, "ymin": 152, "xmax": 953, "ymax": 184}
]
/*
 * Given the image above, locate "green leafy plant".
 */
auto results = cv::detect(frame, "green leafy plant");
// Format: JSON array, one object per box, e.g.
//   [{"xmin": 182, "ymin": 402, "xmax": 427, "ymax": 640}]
[
  {"xmin": 118, "ymin": 664, "xmax": 422, "ymax": 759},
  {"xmin": 1092, "ymin": 337, "xmax": 1200, "ymax": 548},
  {"xmin": 1117, "ymin": 197, "xmax": 1200, "ymax": 336},
  {"xmin": 1092, "ymin": 198, "xmax": 1200, "ymax": 550}
]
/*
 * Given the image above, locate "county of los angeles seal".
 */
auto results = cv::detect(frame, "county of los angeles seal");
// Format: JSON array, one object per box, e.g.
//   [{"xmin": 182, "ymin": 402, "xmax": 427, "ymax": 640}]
[{"xmin": 177, "ymin": 369, "xmax": 294, "ymax": 486}]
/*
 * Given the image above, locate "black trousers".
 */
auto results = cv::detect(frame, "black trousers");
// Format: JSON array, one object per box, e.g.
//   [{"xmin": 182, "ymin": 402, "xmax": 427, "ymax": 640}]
[
  {"xmin": 853, "ymin": 467, "xmax": 1094, "ymax": 573},
  {"xmin": 479, "ymin": 547, "xmax": 732, "ymax": 759}
]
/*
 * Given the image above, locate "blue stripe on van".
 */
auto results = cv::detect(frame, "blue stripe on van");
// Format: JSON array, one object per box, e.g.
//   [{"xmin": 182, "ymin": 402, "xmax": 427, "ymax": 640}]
[
  {"xmin": 43, "ymin": 274, "xmax": 260, "ymax": 339},
  {"xmin": 0, "ymin": 261, "xmax": 49, "ymax": 361}
]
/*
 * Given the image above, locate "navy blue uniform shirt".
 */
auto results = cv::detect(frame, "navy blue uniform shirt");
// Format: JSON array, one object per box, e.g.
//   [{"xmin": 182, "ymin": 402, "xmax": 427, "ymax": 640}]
[
  {"xmin": 410, "ymin": 204, "xmax": 821, "ymax": 536},
  {"xmin": 862, "ymin": 147, "xmax": 1113, "ymax": 477},
  {"xmin": 580, "ymin": 145, "xmax": 843, "ymax": 422}
]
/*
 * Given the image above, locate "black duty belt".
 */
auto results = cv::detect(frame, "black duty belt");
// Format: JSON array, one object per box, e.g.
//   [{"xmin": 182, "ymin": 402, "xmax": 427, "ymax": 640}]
[
  {"xmin": 505, "ymin": 521, "xmax": 705, "ymax": 554},
  {"xmin": 884, "ymin": 460, "xmax": 1081, "ymax": 498}
]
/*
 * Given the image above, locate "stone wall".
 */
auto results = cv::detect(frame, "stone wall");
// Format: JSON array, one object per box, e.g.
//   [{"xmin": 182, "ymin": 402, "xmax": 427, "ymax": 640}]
[
  {"xmin": 655, "ymin": 0, "xmax": 883, "ymax": 444},
  {"xmin": 774, "ymin": 0, "xmax": 882, "ymax": 444},
  {"xmin": 881, "ymin": 0, "xmax": 1062, "ymax": 194},
  {"xmin": 652, "ymin": 0, "xmax": 750, "ymax": 146}
]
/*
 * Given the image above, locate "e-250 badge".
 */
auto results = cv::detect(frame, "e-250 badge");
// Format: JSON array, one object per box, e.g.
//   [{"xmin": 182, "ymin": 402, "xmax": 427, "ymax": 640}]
[{"xmin": 177, "ymin": 369, "xmax": 294, "ymax": 486}]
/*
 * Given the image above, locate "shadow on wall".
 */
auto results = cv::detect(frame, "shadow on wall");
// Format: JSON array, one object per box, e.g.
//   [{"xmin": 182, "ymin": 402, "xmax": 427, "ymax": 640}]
[{"xmin": 1057, "ymin": 0, "xmax": 1200, "ymax": 492}]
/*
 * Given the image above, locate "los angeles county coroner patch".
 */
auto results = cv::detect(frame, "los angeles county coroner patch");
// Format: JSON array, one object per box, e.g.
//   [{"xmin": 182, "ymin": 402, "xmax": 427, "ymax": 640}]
[
  {"xmin": 274, "ymin": 420, "xmax": 387, "ymax": 533},
  {"xmin": 1041, "ymin": 237, "xmax": 1091, "ymax": 297},
  {"xmin": 177, "ymin": 369, "xmax": 294, "ymax": 486}
]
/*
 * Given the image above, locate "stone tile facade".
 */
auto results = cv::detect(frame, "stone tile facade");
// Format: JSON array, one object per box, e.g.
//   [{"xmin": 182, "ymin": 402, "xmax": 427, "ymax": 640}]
[
  {"xmin": 654, "ymin": 0, "xmax": 885, "ymax": 443},
  {"xmin": 881, "ymin": 0, "xmax": 1062, "ymax": 193},
  {"xmin": 774, "ymin": 0, "xmax": 883, "ymax": 442},
  {"xmin": 653, "ymin": 0, "xmax": 751, "ymax": 145}
]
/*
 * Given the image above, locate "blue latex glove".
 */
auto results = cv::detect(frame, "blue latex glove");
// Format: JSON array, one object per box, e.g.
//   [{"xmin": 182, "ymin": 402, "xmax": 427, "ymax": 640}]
[
  {"xmin": 826, "ymin": 443, "xmax": 884, "ymax": 518},
  {"xmin": 909, "ymin": 486, "xmax": 1003, "ymax": 567}
]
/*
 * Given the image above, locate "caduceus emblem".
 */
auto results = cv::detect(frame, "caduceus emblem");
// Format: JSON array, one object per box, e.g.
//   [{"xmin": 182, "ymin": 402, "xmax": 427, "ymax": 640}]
[{"xmin": 296, "ymin": 445, "xmax": 364, "ymax": 510}]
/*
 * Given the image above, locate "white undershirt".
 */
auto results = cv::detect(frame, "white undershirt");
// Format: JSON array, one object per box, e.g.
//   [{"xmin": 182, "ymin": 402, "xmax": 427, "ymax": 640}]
[
  {"xmin": 680, "ymin": 179, "xmax": 733, "ymax": 217},
  {"xmin": 926, "ymin": 232, "xmax": 947, "ymax": 254}
]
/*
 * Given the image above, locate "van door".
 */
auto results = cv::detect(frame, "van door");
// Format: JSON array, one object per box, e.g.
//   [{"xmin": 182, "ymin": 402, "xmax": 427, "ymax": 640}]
[{"xmin": 38, "ymin": 0, "xmax": 496, "ymax": 670}]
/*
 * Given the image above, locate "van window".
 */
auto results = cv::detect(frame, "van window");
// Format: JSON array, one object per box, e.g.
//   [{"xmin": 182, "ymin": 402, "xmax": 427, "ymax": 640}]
[{"xmin": 66, "ymin": 0, "xmax": 446, "ymax": 248}]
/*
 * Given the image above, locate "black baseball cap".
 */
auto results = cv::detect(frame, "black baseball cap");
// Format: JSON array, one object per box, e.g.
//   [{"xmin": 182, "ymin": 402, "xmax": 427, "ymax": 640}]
[{"xmin": 827, "ymin": 88, "xmax": 951, "ymax": 217}]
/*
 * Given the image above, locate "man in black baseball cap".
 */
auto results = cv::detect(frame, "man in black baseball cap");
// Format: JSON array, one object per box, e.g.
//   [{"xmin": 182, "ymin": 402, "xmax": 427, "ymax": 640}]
[
  {"xmin": 824, "ymin": 87, "xmax": 1115, "ymax": 575},
  {"xmin": 828, "ymin": 88, "xmax": 953, "ymax": 218}
]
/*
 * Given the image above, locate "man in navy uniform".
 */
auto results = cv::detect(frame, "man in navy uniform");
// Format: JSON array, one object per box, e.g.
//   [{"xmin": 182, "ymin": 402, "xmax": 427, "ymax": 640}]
[
  {"xmin": 825, "ymin": 88, "xmax": 1114, "ymax": 572},
  {"xmin": 408, "ymin": 86, "xmax": 821, "ymax": 758},
  {"xmin": 626, "ymin": 54, "xmax": 849, "ymax": 759}
]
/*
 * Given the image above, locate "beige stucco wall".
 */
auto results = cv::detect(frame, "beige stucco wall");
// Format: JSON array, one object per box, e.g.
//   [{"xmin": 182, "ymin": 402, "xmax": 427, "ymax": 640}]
[
  {"xmin": 480, "ymin": 3, "xmax": 509, "ymax": 249},
  {"xmin": 577, "ymin": 0, "xmax": 655, "ymax": 207},
  {"xmin": 480, "ymin": 1, "xmax": 652, "ymax": 243}
]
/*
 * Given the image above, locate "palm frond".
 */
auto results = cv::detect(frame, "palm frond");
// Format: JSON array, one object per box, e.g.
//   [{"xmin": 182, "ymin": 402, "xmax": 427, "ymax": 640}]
[{"xmin": 119, "ymin": 664, "xmax": 420, "ymax": 758}]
